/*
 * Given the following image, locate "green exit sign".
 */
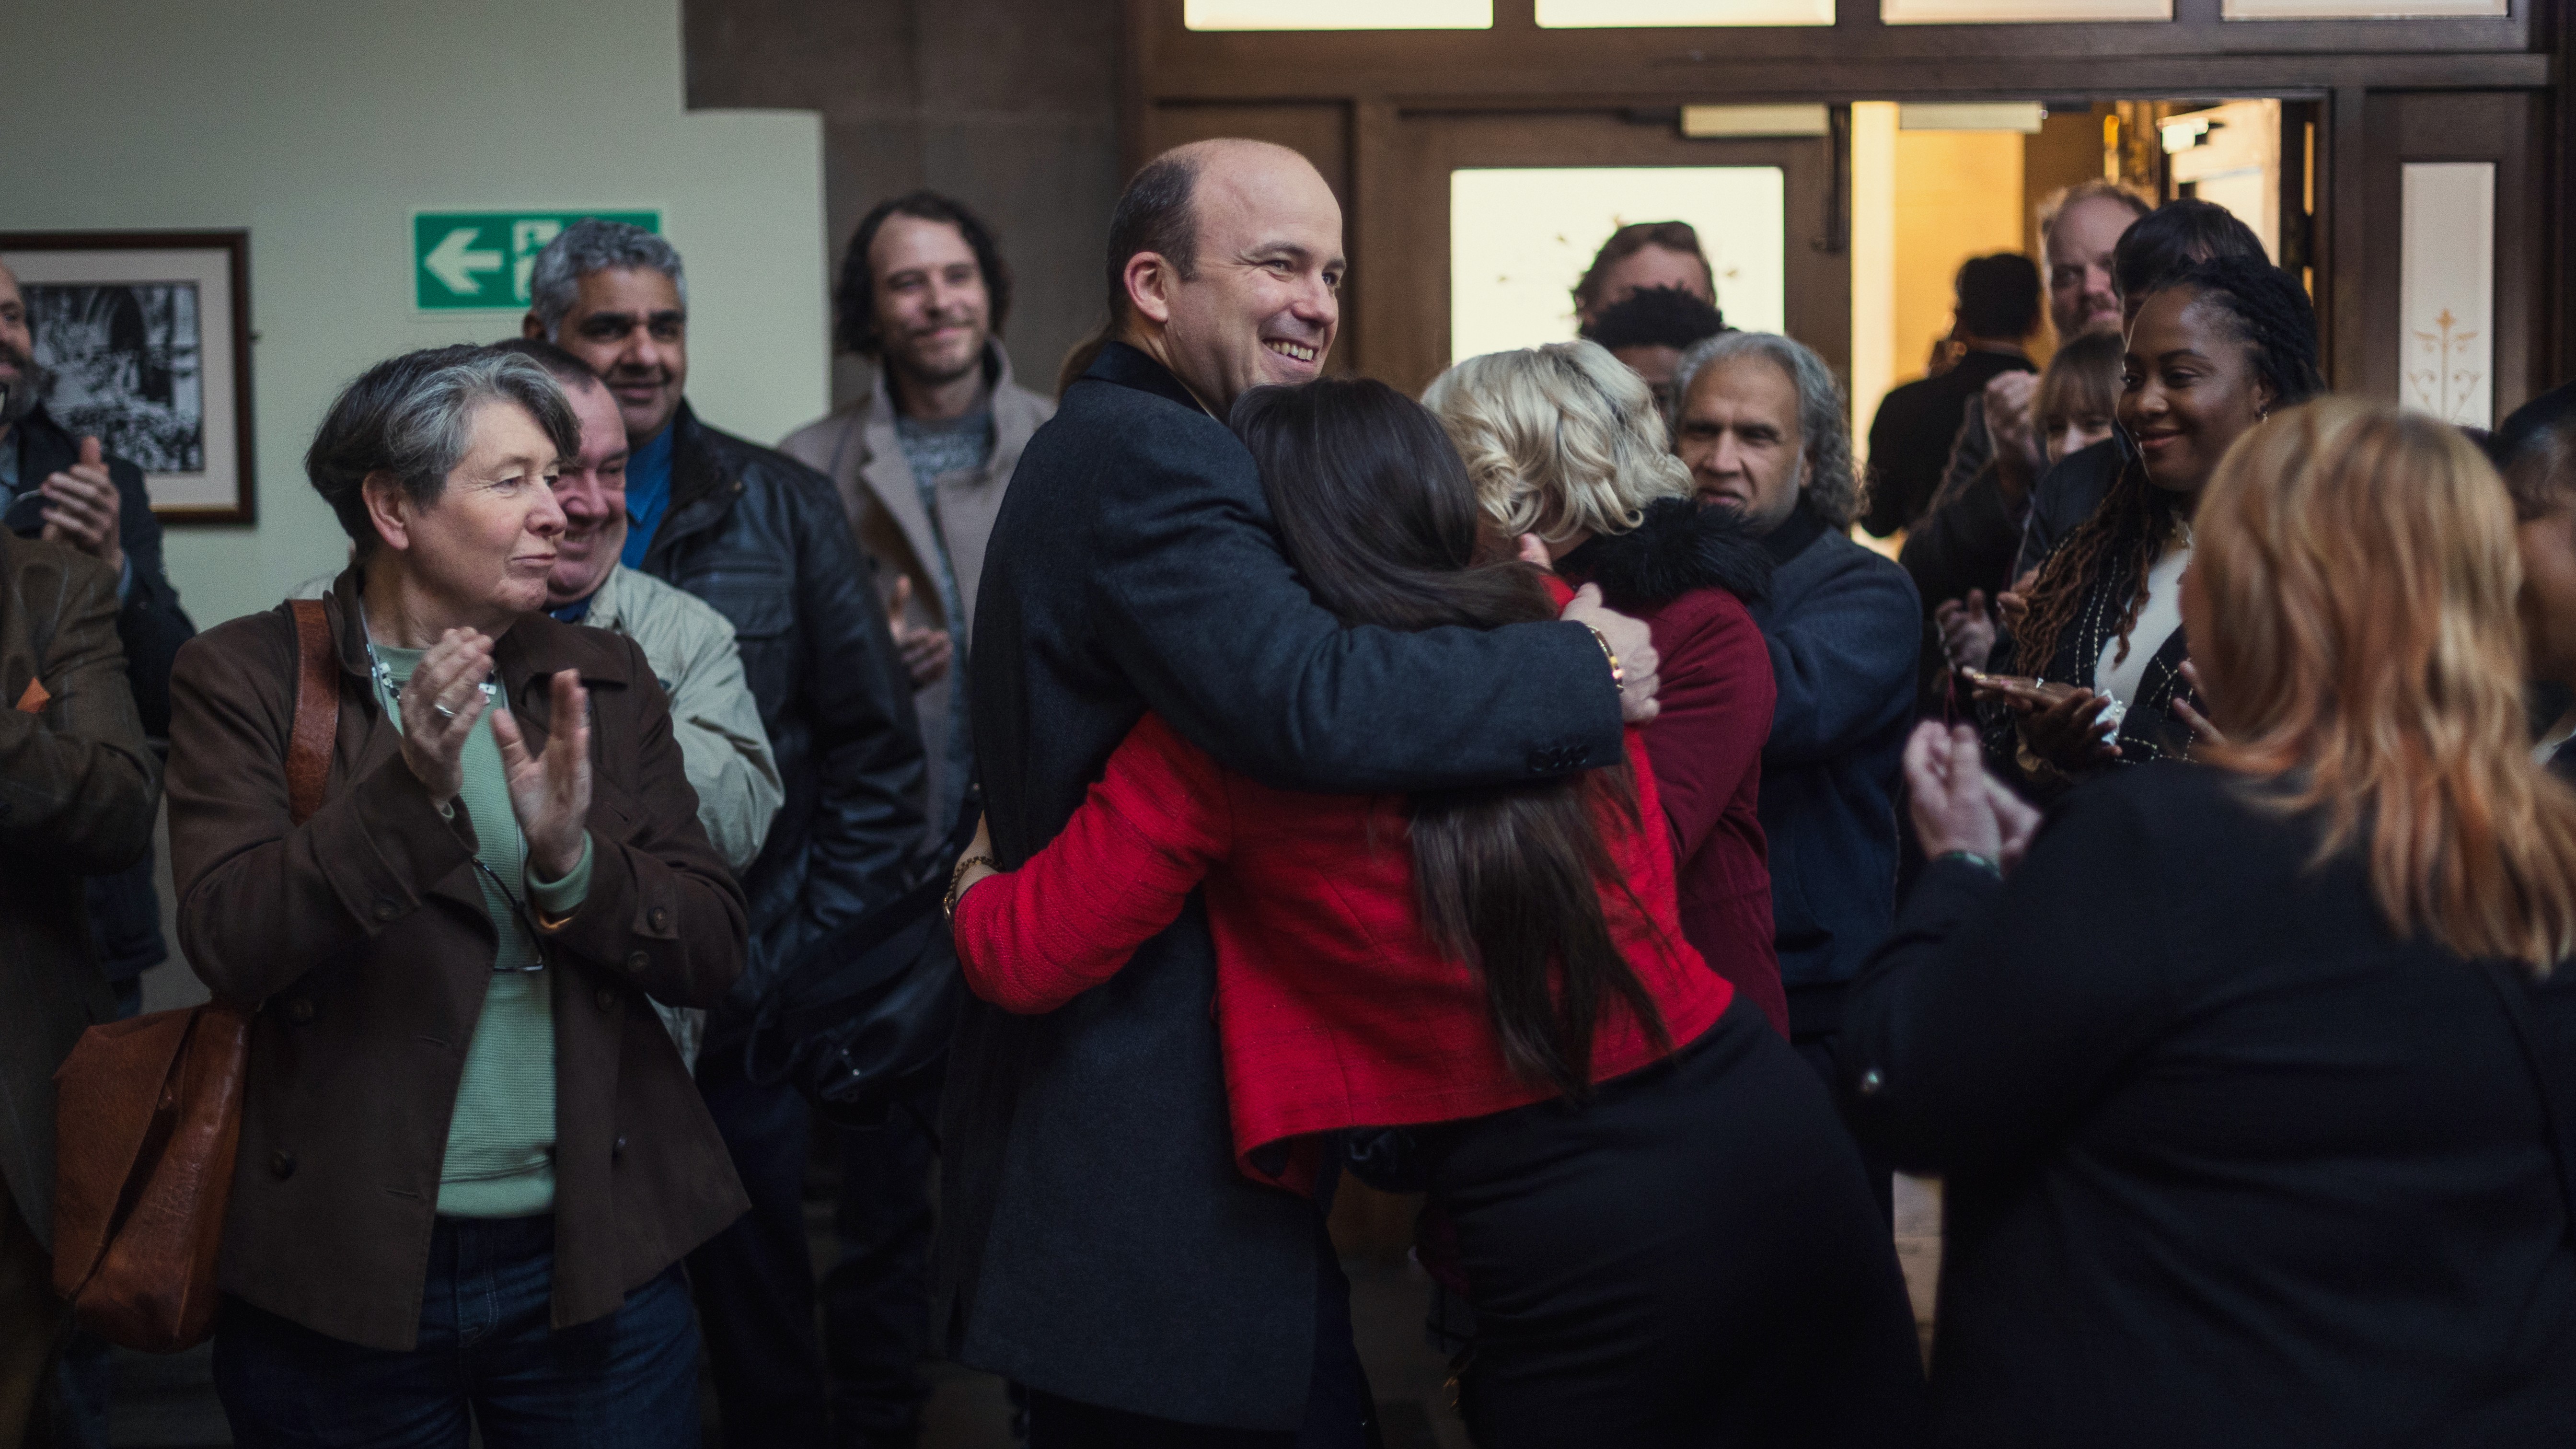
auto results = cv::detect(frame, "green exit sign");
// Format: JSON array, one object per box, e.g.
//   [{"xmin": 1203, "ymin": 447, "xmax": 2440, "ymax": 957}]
[{"xmin": 412, "ymin": 210, "xmax": 660, "ymax": 312}]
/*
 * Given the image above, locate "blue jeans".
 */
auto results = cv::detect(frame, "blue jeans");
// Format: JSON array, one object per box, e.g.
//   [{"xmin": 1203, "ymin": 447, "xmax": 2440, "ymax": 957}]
[{"xmin": 212, "ymin": 1215, "xmax": 699, "ymax": 1449}]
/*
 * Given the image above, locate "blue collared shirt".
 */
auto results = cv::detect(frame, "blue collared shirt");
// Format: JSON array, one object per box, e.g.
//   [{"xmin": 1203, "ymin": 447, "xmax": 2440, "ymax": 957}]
[{"xmin": 621, "ymin": 423, "xmax": 677, "ymax": 569}]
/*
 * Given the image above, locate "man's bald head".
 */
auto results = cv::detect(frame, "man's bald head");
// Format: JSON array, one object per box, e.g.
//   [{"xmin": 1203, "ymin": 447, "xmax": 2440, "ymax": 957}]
[
  {"xmin": 1104, "ymin": 139, "xmax": 1319, "ymax": 325},
  {"xmin": 1101, "ymin": 139, "xmax": 1344, "ymax": 411}
]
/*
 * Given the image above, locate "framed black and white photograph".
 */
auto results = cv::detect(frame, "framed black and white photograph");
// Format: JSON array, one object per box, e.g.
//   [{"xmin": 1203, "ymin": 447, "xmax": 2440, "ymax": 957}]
[{"xmin": 0, "ymin": 231, "xmax": 254, "ymax": 523}]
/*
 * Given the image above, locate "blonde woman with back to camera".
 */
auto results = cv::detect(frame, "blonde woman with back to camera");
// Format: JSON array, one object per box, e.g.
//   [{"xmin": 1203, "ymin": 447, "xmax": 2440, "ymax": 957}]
[
  {"xmin": 1425, "ymin": 340, "xmax": 1789, "ymax": 1034},
  {"xmin": 1843, "ymin": 397, "xmax": 2576, "ymax": 1448}
]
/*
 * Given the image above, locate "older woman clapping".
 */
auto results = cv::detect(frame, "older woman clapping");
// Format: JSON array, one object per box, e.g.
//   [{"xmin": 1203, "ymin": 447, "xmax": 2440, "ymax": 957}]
[
  {"xmin": 1845, "ymin": 398, "xmax": 2576, "ymax": 1449},
  {"xmin": 166, "ymin": 345, "xmax": 747, "ymax": 1448}
]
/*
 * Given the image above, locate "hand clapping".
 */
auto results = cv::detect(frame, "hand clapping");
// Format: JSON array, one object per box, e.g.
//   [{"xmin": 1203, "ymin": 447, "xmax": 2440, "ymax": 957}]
[
  {"xmin": 490, "ymin": 669, "xmax": 593, "ymax": 881},
  {"xmin": 395, "ymin": 629, "xmax": 497, "ymax": 803},
  {"xmin": 1903, "ymin": 720, "xmax": 2041, "ymax": 872}
]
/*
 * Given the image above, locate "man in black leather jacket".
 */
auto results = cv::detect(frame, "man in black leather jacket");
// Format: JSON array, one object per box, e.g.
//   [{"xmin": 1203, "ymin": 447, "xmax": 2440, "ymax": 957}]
[{"xmin": 527, "ymin": 220, "xmax": 925, "ymax": 1449}]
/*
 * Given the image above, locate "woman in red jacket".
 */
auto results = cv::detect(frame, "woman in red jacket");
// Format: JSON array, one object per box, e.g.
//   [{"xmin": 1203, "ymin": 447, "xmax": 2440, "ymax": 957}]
[
  {"xmin": 949, "ymin": 379, "xmax": 1923, "ymax": 1447},
  {"xmin": 1426, "ymin": 340, "xmax": 1787, "ymax": 1036}
]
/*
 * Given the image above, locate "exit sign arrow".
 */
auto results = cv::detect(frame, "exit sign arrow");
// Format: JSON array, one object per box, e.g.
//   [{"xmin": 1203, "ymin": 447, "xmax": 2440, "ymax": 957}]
[
  {"xmin": 413, "ymin": 210, "xmax": 659, "ymax": 312},
  {"xmin": 423, "ymin": 227, "xmax": 504, "ymax": 295}
]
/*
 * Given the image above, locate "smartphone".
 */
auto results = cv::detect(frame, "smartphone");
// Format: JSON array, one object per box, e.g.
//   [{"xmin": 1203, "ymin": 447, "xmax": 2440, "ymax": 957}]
[
  {"xmin": 1959, "ymin": 669, "xmax": 2082, "ymax": 708},
  {"xmin": 2, "ymin": 486, "xmax": 46, "ymax": 538}
]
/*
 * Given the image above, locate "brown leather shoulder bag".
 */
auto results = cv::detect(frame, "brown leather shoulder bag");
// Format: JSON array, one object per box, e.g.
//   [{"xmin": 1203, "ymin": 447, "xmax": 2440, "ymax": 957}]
[{"xmin": 50, "ymin": 598, "xmax": 339, "ymax": 1352}]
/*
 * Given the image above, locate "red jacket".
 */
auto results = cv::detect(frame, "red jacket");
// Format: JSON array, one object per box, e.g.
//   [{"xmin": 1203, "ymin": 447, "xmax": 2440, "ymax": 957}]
[
  {"xmin": 1553, "ymin": 500, "xmax": 1787, "ymax": 1035},
  {"xmin": 953, "ymin": 712, "xmax": 1732, "ymax": 1192}
]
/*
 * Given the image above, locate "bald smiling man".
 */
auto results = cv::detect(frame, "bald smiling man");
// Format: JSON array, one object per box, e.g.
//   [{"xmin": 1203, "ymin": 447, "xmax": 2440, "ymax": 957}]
[{"xmin": 937, "ymin": 139, "xmax": 1664, "ymax": 1444}]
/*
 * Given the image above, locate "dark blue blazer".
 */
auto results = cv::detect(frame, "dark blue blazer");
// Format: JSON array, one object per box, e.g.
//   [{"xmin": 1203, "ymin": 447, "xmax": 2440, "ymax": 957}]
[
  {"xmin": 938, "ymin": 342, "xmax": 1623, "ymax": 1428},
  {"xmin": 1747, "ymin": 502, "xmax": 1920, "ymax": 1026}
]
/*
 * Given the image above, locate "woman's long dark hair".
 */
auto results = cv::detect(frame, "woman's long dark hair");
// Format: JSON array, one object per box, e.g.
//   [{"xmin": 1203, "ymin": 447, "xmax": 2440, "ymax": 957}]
[
  {"xmin": 1231, "ymin": 379, "xmax": 1670, "ymax": 1099},
  {"xmin": 2017, "ymin": 256, "xmax": 2323, "ymax": 677}
]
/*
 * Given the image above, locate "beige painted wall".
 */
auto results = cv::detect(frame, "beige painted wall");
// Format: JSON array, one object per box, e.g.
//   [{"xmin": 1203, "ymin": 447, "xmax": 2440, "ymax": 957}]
[{"xmin": 1, "ymin": 0, "xmax": 828, "ymax": 629}]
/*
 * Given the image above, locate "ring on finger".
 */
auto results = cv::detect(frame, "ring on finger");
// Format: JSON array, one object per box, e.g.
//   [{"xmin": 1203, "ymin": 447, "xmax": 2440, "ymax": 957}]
[{"xmin": 432, "ymin": 701, "xmax": 458, "ymax": 723}]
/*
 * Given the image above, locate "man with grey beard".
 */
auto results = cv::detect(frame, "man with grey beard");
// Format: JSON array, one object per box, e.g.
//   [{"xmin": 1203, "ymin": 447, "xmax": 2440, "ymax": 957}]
[{"xmin": 0, "ymin": 257, "xmax": 196, "ymax": 1448}]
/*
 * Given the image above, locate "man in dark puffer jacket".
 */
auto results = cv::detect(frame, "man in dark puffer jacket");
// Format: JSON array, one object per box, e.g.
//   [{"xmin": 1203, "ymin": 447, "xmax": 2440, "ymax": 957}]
[{"xmin": 526, "ymin": 220, "xmax": 925, "ymax": 1449}]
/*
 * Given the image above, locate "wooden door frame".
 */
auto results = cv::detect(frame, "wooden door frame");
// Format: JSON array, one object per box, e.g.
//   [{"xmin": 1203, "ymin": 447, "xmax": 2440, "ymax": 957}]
[{"xmin": 1125, "ymin": 0, "xmax": 2564, "ymax": 393}]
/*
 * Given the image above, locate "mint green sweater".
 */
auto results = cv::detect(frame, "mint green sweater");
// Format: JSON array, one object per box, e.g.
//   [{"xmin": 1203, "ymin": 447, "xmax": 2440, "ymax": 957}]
[{"xmin": 370, "ymin": 643, "xmax": 591, "ymax": 1217}]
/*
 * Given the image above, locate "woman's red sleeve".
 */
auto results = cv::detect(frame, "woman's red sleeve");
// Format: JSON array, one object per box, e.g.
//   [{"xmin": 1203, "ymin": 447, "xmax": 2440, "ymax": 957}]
[{"xmin": 952, "ymin": 712, "xmax": 1233, "ymax": 1014}]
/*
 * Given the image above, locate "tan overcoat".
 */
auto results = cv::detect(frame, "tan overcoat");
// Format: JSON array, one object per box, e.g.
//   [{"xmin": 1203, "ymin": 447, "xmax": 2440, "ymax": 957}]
[{"xmin": 780, "ymin": 343, "xmax": 1052, "ymax": 818}]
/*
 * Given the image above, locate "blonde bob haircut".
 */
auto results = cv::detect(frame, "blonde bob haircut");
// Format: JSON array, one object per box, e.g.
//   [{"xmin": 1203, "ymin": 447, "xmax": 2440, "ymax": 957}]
[
  {"xmin": 2195, "ymin": 397, "xmax": 2576, "ymax": 974},
  {"xmin": 1422, "ymin": 341, "xmax": 1691, "ymax": 547}
]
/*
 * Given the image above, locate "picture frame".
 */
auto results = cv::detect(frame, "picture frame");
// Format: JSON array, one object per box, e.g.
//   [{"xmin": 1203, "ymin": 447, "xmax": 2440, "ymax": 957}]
[{"xmin": 0, "ymin": 230, "xmax": 255, "ymax": 524}]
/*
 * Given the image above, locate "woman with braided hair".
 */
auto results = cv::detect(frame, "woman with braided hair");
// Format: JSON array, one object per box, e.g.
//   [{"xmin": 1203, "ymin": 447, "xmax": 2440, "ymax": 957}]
[{"xmin": 1975, "ymin": 255, "xmax": 2322, "ymax": 788}]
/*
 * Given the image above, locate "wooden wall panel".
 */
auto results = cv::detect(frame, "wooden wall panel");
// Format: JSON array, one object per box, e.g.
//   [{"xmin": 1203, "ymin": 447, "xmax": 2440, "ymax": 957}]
[{"xmin": 2359, "ymin": 91, "xmax": 2544, "ymax": 418}]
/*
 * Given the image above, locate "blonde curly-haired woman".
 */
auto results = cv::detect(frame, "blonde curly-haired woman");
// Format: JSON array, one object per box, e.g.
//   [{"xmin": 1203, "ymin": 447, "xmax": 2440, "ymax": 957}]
[{"xmin": 1425, "ymin": 340, "xmax": 1787, "ymax": 1035}]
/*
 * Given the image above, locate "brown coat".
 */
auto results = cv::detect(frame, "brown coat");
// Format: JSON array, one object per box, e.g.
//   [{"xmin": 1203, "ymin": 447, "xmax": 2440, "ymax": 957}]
[
  {"xmin": 0, "ymin": 532, "xmax": 158, "ymax": 1247},
  {"xmin": 164, "ymin": 570, "xmax": 749, "ymax": 1350}
]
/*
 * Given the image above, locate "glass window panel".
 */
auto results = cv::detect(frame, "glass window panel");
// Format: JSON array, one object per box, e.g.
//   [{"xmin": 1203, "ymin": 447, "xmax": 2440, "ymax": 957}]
[
  {"xmin": 1184, "ymin": 0, "xmax": 1490, "ymax": 28},
  {"xmin": 2224, "ymin": 0, "xmax": 2502, "ymax": 15},
  {"xmin": 2400, "ymin": 161, "xmax": 2495, "ymax": 429},
  {"xmin": 1536, "ymin": 0, "xmax": 1833, "ymax": 25},
  {"xmin": 1449, "ymin": 167, "xmax": 1786, "ymax": 366},
  {"xmin": 1881, "ymin": 0, "xmax": 2168, "ymax": 21}
]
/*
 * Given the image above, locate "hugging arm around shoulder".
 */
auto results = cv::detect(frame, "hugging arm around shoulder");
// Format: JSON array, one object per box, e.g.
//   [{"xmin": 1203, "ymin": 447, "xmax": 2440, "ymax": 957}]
[
  {"xmin": 1838, "ymin": 785, "xmax": 2175, "ymax": 1176},
  {"xmin": 954, "ymin": 714, "xmax": 1230, "ymax": 1014},
  {"xmin": 1089, "ymin": 426, "xmax": 1623, "ymax": 795}
]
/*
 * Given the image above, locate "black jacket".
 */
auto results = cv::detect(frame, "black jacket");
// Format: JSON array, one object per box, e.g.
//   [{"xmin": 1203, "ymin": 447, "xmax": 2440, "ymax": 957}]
[
  {"xmin": 1899, "ymin": 462, "xmax": 2022, "ymax": 617},
  {"xmin": 2010, "ymin": 432, "xmax": 2128, "ymax": 584},
  {"xmin": 941, "ymin": 342, "xmax": 1625, "ymax": 1429},
  {"xmin": 1861, "ymin": 350, "xmax": 2034, "ymax": 539},
  {"xmin": 636, "ymin": 403, "xmax": 924, "ymax": 1018},
  {"xmin": 1746, "ymin": 501, "xmax": 1919, "ymax": 1020},
  {"xmin": 11, "ymin": 403, "xmax": 196, "ymax": 983},
  {"xmin": 1843, "ymin": 765, "xmax": 2576, "ymax": 1448}
]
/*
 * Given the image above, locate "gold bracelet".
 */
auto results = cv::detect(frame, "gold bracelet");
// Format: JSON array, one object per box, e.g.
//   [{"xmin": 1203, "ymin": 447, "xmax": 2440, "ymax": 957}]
[
  {"xmin": 1584, "ymin": 625, "xmax": 1625, "ymax": 690},
  {"xmin": 944, "ymin": 854, "xmax": 997, "ymax": 922}
]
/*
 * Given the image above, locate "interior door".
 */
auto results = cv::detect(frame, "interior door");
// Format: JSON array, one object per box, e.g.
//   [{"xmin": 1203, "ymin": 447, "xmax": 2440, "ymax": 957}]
[{"xmin": 1367, "ymin": 109, "xmax": 1848, "ymax": 399}]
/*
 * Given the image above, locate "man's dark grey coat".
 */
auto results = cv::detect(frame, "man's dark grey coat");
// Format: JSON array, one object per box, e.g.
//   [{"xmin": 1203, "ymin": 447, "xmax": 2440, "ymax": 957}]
[{"xmin": 940, "ymin": 342, "xmax": 1624, "ymax": 1429}]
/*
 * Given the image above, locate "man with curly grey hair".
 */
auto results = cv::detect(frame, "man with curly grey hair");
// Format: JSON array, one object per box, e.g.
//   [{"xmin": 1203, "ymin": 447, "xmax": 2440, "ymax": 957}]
[
  {"xmin": 1673, "ymin": 330, "xmax": 1918, "ymax": 1216},
  {"xmin": 523, "ymin": 219, "xmax": 928, "ymax": 1448}
]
